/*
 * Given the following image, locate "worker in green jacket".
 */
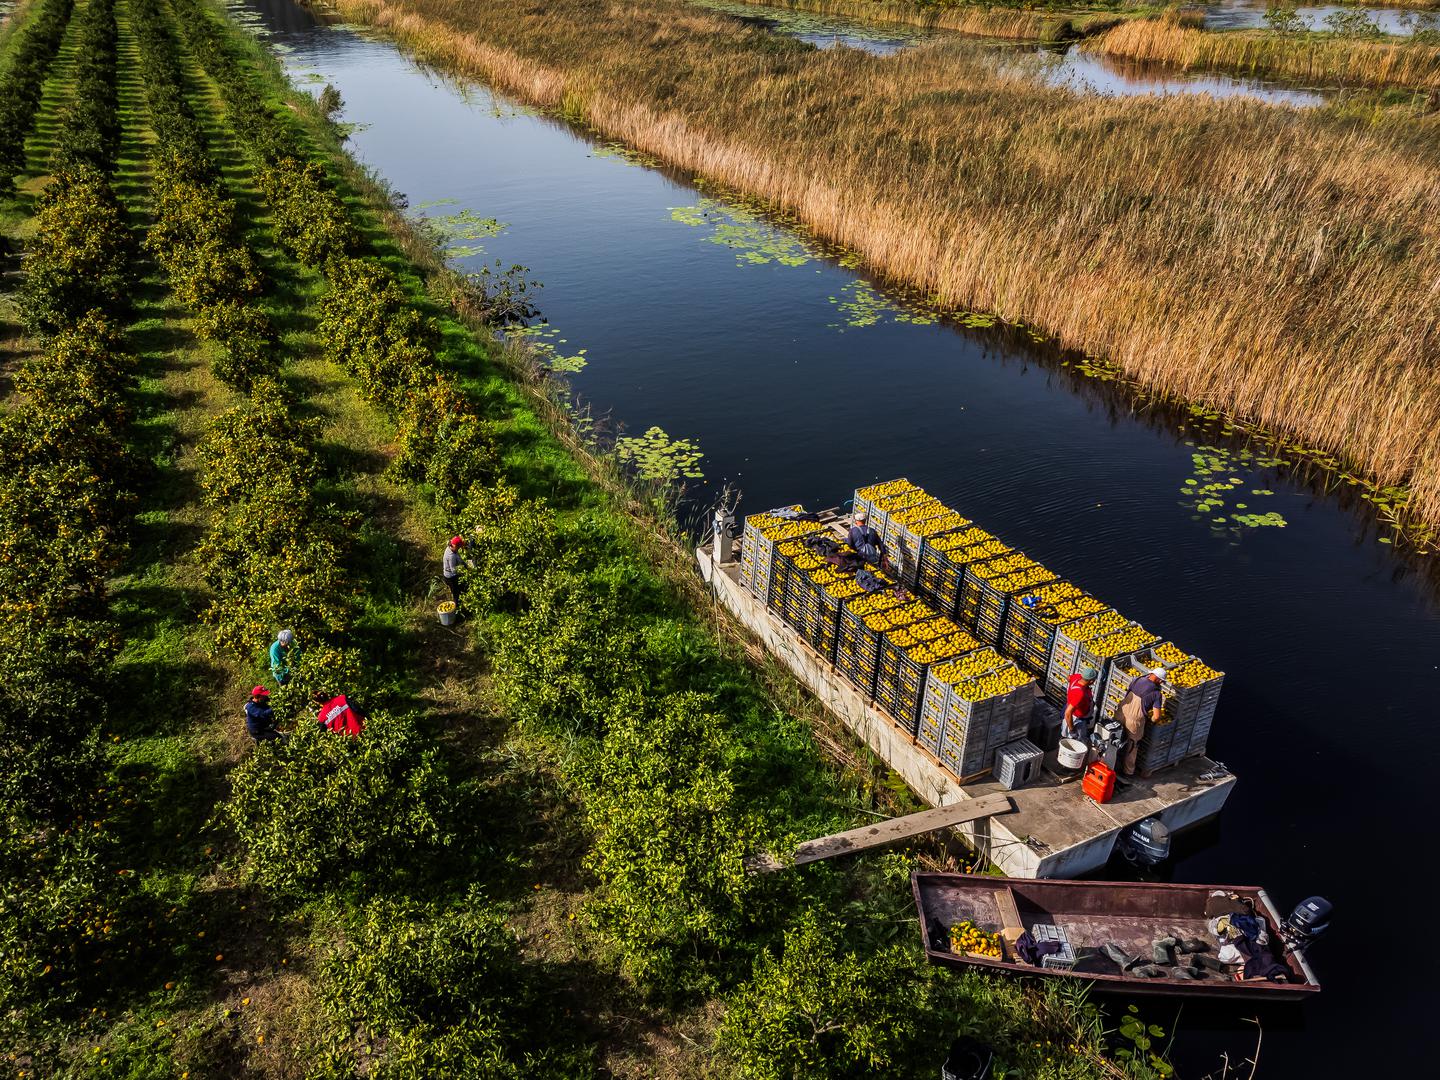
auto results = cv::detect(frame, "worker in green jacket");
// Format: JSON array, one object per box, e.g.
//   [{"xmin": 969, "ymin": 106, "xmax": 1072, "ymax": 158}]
[{"xmin": 268, "ymin": 629, "xmax": 297, "ymax": 685}]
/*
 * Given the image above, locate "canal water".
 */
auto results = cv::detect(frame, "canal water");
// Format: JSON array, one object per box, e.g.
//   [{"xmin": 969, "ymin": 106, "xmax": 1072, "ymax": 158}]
[
  {"xmin": 1204, "ymin": 0, "xmax": 1437, "ymax": 35},
  {"xmin": 233, "ymin": 0, "xmax": 1436, "ymax": 1074},
  {"xmin": 696, "ymin": 0, "xmax": 1333, "ymax": 105}
]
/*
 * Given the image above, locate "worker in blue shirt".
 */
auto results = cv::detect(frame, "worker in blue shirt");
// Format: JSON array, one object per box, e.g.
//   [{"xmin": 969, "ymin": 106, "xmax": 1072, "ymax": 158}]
[
  {"xmin": 847, "ymin": 510, "xmax": 889, "ymax": 570},
  {"xmin": 1118, "ymin": 667, "xmax": 1166, "ymax": 775},
  {"xmin": 244, "ymin": 686, "xmax": 282, "ymax": 743}
]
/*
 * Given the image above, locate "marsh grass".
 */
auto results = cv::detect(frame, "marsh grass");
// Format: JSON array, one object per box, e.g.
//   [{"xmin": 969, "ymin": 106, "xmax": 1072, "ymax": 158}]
[
  {"xmin": 712, "ymin": 0, "xmax": 1126, "ymax": 40},
  {"xmin": 1087, "ymin": 17, "xmax": 1440, "ymax": 89},
  {"xmin": 327, "ymin": 0, "xmax": 1440, "ymax": 533}
]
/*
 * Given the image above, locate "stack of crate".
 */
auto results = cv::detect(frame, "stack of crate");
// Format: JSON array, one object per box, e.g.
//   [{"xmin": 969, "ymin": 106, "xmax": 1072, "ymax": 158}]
[
  {"xmin": 999, "ymin": 581, "xmax": 1109, "ymax": 676},
  {"xmin": 852, "ymin": 478, "xmax": 919, "ymax": 533},
  {"xmin": 958, "ymin": 552, "xmax": 1057, "ymax": 645},
  {"xmin": 1043, "ymin": 609, "xmax": 1128, "ymax": 699},
  {"xmin": 880, "ymin": 499, "xmax": 969, "ymax": 588},
  {"xmin": 834, "ymin": 586, "xmax": 910, "ymax": 695},
  {"xmin": 767, "ymin": 538, "xmax": 826, "ymax": 627},
  {"xmin": 789, "ymin": 560, "xmax": 868, "ymax": 664},
  {"xmin": 916, "ymin": 527, "xmax": 1012, "ymax": 617},
  {"xmin": 874, "ymin": 617, "xmax": 983, "ymax": 735},
  {"xmin": 1101, "ymin": 643, "xmax": 1225, "ymax": 771},
  {"xmin": 739, "ymin": 508, "xmax": 820, "ymax": 604},
  {"xmin": 919, "ymin": 649, "xmax": 1036, "ymax": 780},
  {"xmin": 833, "ymin": 479, "xmax": 1231, "ymax": 778}
]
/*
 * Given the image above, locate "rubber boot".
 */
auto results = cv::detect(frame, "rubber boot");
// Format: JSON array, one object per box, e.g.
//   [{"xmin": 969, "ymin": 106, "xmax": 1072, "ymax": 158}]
[{"xmin": 1102, "ymin": 943, "xmax": 1141, "ymax": 971}]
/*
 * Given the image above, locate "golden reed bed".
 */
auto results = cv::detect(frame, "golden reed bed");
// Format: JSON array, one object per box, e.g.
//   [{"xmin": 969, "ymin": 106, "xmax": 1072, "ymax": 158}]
[
  {"xmin": 328, "ymin": 0, "xmax": 1440, "ymax": 530},
  {"xmin": 1086, "ymin": 19, "xmax": 1440, "ymax": 91}
]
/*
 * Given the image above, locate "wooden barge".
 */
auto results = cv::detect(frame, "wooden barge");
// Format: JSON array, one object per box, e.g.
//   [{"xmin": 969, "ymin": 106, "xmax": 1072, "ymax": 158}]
[{"xmin": 697, "ymin": 534, "xmax": 1236, "ymax": 878}]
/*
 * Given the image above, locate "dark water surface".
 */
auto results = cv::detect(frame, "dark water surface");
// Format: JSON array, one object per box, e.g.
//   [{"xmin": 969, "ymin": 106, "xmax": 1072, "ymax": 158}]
[{"xmin": 233, "ymin": 0, "xmax": 1436, "ymax": 1074}]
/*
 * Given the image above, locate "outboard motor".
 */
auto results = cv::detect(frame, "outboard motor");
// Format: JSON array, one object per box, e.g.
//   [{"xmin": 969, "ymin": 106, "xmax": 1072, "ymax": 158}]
[
  {"xmin": 1280, "ymin": 896, "xmax": 1332, "ymax": 954},
  {"xmin": 1118, "ymin": 816, "xmax": 1171, "ymax": 867},
  {"xmin": 941, "ymin": 1036, "xmax": 993, "ymax": 1080}
]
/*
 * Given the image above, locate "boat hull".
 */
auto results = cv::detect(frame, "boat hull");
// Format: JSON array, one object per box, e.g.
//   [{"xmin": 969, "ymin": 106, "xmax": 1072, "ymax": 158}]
[{"xmin": 914, "ymin": 873, "xmax": 1320, "ymax": 1001}]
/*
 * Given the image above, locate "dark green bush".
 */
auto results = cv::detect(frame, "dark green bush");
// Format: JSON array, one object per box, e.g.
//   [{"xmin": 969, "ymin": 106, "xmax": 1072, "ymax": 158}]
[
  {"xmin": 134, "ymin": 0, "xmax": 278, "ymax": 389},
  {"xmin": 50, "ymin": 0, "xmax": 119, "ymax": 175},
  {"xmin": 219, "ymin": 712, "xmax": 453, "ymax": 893},
  {"xmin": 313, "ymin": 892, "xmax": 593, "ymax": 1078},
  {"xmin": 717, "ymin": 909, "xmax": 937, "ymax": 1080},
  {"xmin": 0, "ymin": 805, "xmax": 129, "ymax": 1020},
  {"xmin": 577, "ymin": 690, "xmax": 773, "ymax": 996}
]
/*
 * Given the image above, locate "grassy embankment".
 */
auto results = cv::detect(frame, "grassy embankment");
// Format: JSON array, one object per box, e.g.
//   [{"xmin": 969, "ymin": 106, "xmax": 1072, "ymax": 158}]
[
  {"xmin": 0, "ymin": 0, "xmax": 1141, "ymax": 1077},
  {"xmin": 322, "ymin": 0, "xmax": 1440, "ymax": 539},
  {"xmin": 1085, "ymin": 17, "xmax": 1440, "ymax": 90}
]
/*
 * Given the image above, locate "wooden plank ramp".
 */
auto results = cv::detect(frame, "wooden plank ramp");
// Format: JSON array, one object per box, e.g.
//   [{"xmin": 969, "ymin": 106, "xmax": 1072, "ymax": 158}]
[{"xmin": 745, "ymin": 793, "xmax": 1013, "ymax": 874}]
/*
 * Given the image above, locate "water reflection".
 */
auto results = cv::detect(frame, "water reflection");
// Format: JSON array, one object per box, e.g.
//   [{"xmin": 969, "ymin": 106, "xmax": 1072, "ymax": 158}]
[
  {"xmin": 1204, "ymin": 0, "xmax": 1438, "ymax": 35},
  {"xmin": 1034, "ymin": 45, "xmax": 1329, "ymax": 105},
  {"xmin": 695, "ymin": 0, "xmax": 1335, "ymax": 105}
]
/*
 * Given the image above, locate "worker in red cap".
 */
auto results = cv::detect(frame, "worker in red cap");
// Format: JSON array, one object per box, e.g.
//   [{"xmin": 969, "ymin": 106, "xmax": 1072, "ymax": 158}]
[
  {"xmin": 441, "ymin": 534, "xmax": 473, "ymax": 614},
  {"xmin": 244, "ymin": 686, "xmax": 282, "ymax": 743}
]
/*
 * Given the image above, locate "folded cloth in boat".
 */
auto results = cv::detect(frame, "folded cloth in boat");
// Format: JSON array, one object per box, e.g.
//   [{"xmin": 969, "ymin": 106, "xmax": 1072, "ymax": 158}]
[{"xmin": 1016, "ymin": 931, "xmax": 1064, "ymax": 966}]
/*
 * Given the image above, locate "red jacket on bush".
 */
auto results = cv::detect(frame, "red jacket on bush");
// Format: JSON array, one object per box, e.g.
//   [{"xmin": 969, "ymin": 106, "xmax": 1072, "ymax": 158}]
[{"xmin": 316, "ymin": 694, "xmax": 364, "ymax": 737}]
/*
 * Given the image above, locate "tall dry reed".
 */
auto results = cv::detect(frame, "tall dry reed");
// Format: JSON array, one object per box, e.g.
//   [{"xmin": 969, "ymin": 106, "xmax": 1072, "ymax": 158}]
[
  {"xmin": 330, "ymin": 0, "xmax": 1440, "ymax": 530},
  {"xmin": 1087, "ymin": 19, "xmax": 1440, "ymax": 90},
  {"xmin": 713, "ymin": 0, "xmax": 1082, "ymax": 41}
]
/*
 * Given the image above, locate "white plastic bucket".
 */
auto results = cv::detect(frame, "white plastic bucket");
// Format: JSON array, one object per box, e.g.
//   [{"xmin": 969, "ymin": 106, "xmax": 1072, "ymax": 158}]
[
  {"xmin": 1057, "ymin": 738, "xmax": 1088, "ymax": 770},
  {"xmin": 438, "ymin": 604, "xmax": 457, "ymax": 626}
]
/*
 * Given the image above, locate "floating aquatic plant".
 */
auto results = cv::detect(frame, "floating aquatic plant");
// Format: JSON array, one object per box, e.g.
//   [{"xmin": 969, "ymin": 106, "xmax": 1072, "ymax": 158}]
[
  {"xmin": 510, "ymin": 323, "xmax": 587, "ymax": 373},
  {"xmin": 1180, "ymin": 443, "xmax": 1288, "ymax": 533},
  {"xmin": 670, "ymin": 199, "xmax": 816, "ymax": 267},
  {"xmin": 591, "ymin": 141, "xmax": 663, "ymax": 168},
  {"xmin": 827, "ymin": 280, "xmax": 938, "ymax": 330},
  {"xmin": 423, "ymin": 207, "xmax": 507, "ymax": 259},
  {"xmin": 615, "ymin": 426, "xmax": 705, "ymax": 483}
]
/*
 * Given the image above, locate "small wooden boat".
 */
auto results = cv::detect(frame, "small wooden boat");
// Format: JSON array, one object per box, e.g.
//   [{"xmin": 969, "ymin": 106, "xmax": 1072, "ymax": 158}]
[{"xmin": 913, "ymin": 873, "xmax": 1321, "ymax": 1001}]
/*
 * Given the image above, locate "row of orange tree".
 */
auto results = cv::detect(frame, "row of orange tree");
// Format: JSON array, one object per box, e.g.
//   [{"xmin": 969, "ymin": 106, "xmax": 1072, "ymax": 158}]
[
  {"xmin": 0, "ymin": 0, "xmax": 74, "ymax": 190},
  {"xmin": 0, "ymin": 0, "xmax": 143, "ymax": 1030},
  {"xmin": 121, "ymin": 0, "xmax": 474, "ymax": 912},
  {"xmin": 131, "ymin": 0, "xmax": 277, "ymax": 388}
]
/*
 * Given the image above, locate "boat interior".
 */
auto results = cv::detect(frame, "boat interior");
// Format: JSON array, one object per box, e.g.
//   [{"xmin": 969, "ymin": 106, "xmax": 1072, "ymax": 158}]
[{"xmin": 918, "ymin": 877, "xmax": 1310, "ymax": 984}]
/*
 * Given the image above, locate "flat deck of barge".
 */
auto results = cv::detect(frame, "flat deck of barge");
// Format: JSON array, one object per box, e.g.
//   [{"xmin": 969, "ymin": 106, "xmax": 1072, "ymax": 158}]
[{"xmin": 698, "ymin": 542, "xmax": 1237, "ymax": 878}]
